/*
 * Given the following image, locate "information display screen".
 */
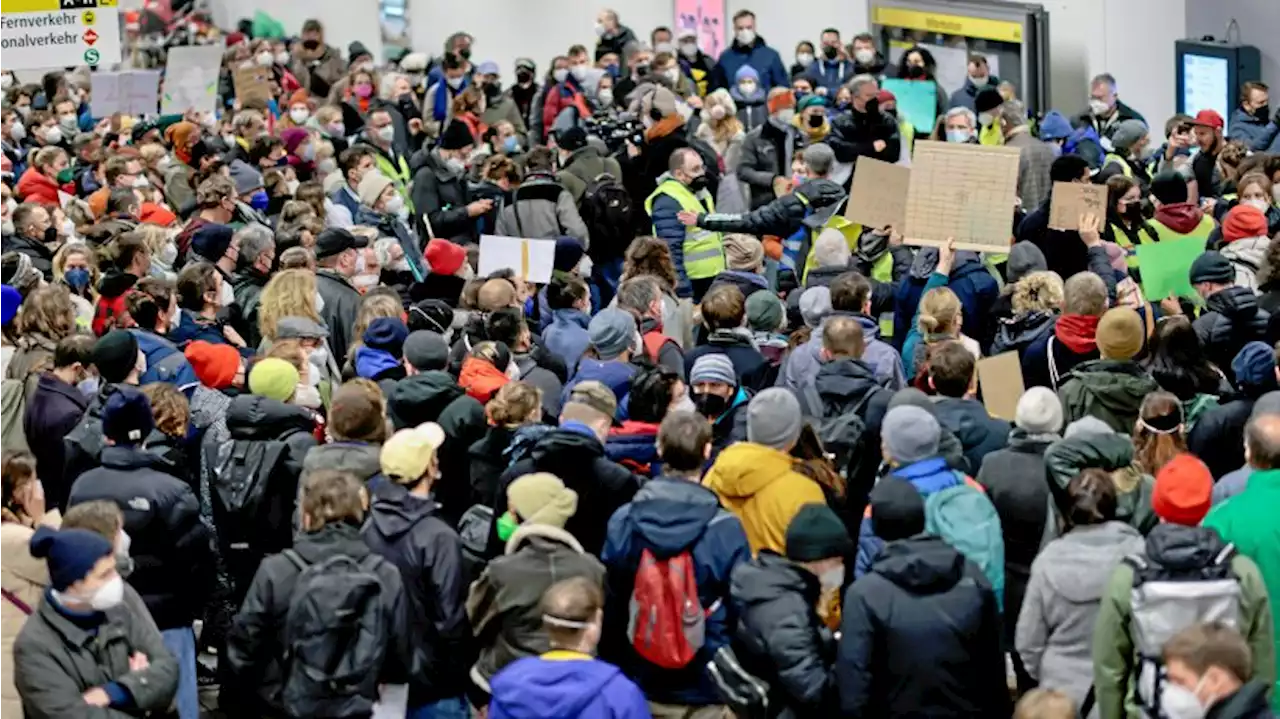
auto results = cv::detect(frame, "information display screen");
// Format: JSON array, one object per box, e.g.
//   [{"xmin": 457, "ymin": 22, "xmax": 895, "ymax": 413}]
[{"xmin": 1182, "ymin": 54, "xmax": 1230, "ymax": 132}]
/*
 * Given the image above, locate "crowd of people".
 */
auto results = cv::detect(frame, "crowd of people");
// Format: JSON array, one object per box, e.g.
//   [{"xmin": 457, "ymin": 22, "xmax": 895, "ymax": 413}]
[{"xmin": 3, "ymin": 5, "xmax": 1280, "ymax": 719}]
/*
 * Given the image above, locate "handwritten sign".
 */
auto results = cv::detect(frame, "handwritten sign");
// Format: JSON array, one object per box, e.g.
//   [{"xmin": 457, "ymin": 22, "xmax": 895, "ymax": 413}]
[
  {"xmin": 847, "ymin": 157, "xmax": 910, "ymax": 230},
  {"xmin": 977, "ymin": 351, "xmax": 1024, "ymax": 421},
  {"xmin": 674, "ymin": 0, "xmax": 726, "ymax": 60},
  {"xmin": 903, "ymin": 141, "xmax": 1021, "ymax": 252},
  {"xmin": 90, "ymin": 71, "xmax": 160, "ymax": 117},
  {"xmin": 479, "ymin": 236, "xmax": 556, "ymax": 284},
  {"xmin": 1048, "ymin": 182, "xmax": 1106, "ymax": 230},
  {"xmin": 233, "ymin": 65, "xmax": 272, "ymax": 107},
  {"xmin": 160, "ymin": 46, "xmax": 223, "ymax": 115}
]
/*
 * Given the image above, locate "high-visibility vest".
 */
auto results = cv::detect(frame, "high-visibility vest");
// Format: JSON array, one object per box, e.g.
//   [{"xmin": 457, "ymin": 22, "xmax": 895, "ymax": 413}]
[
  {"xmin": 1151, "ymin": 214, "xmax": 1216, "ymax": 243},
  {"xmin": 645, "ymin": 179, "xmax": 725, "ymax": 280},
  {"xmin": 979, "ymin": 122, "xmax": 1004, "ymax": 146},
  {"xmin": 1110, "ymin": 221, "xmax": 1160, "ymax": 268},
  {"xmin": 1104, "ymin": 153, "xmax": 1133, "ymax": 178},
  {"xmin": 372, "ymin": 149, "xmax": 414, "ymax": 210}
]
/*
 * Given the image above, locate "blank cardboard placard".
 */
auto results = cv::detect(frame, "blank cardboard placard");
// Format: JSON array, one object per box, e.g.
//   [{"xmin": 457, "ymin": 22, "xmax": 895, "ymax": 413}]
[
  {"xmin": 903, "ymin": 141, "xmax": 1021, "ymax": 252},
  {"xmin": 1048, "ymin": 182, "xmax": 1106, "ymax": 230},
  {"xmin": 233, "ymin": 66, "xmax": 272, "ymax": 107},
  {"xmin": 977, "ymin": 351, "xmax": 1024, "ymax": 422},
  {"xmin": 846, "ymin": 157, "xmax": 911, "ymax": 230},
  {"xmin": 478, "ymin": 236, "xmax": 556, "ymax": 284}
]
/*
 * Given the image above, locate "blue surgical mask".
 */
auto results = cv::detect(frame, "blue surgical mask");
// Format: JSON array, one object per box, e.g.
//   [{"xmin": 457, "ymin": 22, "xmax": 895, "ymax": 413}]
[
  {"xmin": 502, "ymin": 135, "xmax": 520, "ymax": 154},
  {"xmin": 946, "ymin": 129, "xmax": 971, "ymax": 143},
  {"xmin": 64, "ymin": 267, "xmax": 91, "ymax": 291},
  {"xmin": 77, "ymin": 375, "xmax": 99, "ymax": 398},
  {"xmin": 249, "ymin": 189, "xmax": 269, "ymax": 211}
]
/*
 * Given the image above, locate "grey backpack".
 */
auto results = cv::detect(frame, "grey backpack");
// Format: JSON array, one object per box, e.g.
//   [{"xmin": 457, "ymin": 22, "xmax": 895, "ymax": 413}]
[{"xmin": 1127, "ymin": 545, "xmax": 1241, "ymax": 718}]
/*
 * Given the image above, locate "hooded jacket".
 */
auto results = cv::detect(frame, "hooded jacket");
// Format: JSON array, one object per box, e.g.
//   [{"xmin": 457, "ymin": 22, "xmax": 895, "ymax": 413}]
[
  {"xmin": 409, "ymin": 148, "xmax": 475, "ymax": 245},
  {"xmin": 495, "ymin": 173, "xmax": 588, "ymax": 243},
  {"xmin": 1092, "ymin": 523, "xmax": 1276, "ymax": 719},
  {"xmin": 562, "ymin": 358, "xmax": 638, "ymax": 415},
  {"xmin": 543, "ymin": 308, "xmax": 592, "ymax": 374},
  {"xmin": 1015, "ymin": 521, "xmax": 1145, "ymax": 710},
  {"xmin": 556, "ymin": 145, "xmax": 624, "ymax": 205},
  {"xmin": 67, "ymin": 444, "xmax": 214, "ymax": 630},
  {"xmin": 1044, "ymin": 431, "xmax": 1157, "ymax": 534},
  {"xmin": 467, "ymin": 524, "xmax": 606, "ymax": 689},
  {"xmin": 222, "ymin": 522, "xmax": 412, "ymax": 717},
  {"xmin": 838, "ymin": 535, "xmax": 1010, "ymax": 718},
  {"xmin": 488, "ymin": 652, "xmax": 649, "ymax": 719},
  {"xmin": 601, "ymin": 478, "xmax": 751, "ymax": 705},
  {"xmin": 1190, "ymin": 391, "xmax": 1271, "ymax": 481},
  {"xmin": 1195, "ymin": 287, "xmax": 1270, "ymax": 385},
  {"xmin": 23, "ymin": 373, "xmax": 88, "ymax": 511},
  {"xmin": 604, "ymin": 421, "xmax": 662, "ymax": 477},
  {"xmin": 459, "ymin": 356, "xmax": 510, "ymax": 403},
  {"xmin": 363, "ymin": 481, "xmax": 471, "ymax": 706},
  {"xmin": 1221, "ymin": 237, "xmax": 1271, "ymax": 292},
  {"xmin": 231, "ymin": 266, "xmax": 270, "ymax": 349},
  {"xmin": 302, "ymin": 441, "xmax": 381, "ymax": 484},
  {"xmin": 855, "ymin": 456, "xmax": 968, "ymax": 576},
  {"xmin": 933, "ymin": 397, "xmax": 1012, "ymax": 474},
  {"xmin": 709, "ymin": 386, "xmax": 752, "ymax": 461},
  {"xmin": 893, "ymin": 257, "xmax": 1000, "ymax": 352},
  {"xmin": 799, "ymin": 357, "xmax": 892, "ymax": 509},
  {"xmin": 1153, "ymin": 201, "xmax": 1207, "ymax": 235},
  {"xmin": 991, "ymin": 309, "xmax": 1058, "ymax": 358},
  {"xmin": 828, "ymin": 106, "xmax": 902, "ymax": 166},
  {"xmin": 1022, "ymin": 316, "xmax": 1104, "ymax": 391},
  {"xmin": 782, "ymin": 312, "xmax": 906, "ymax": 394},
  {"xmin": 703, "ymin": 442, "xmax": 827, "ymax": 555},
  {"xmin": 730, "ymin": 552, "xmax": 840, "ymax": 717},
  {"xmin": 490, "ymin": 427, "xmax": 641, "ymax": 557},
  {"xmin": 130, "ymin": 327, "xmax": 198, "ymax": 388},
  {"xmin": 684, "ymin": 328, "xmax": 775, "ymax": 392},
  {"xmin": 1058, "ymin": 359, "xmax": 1160, "ymax": 434}
]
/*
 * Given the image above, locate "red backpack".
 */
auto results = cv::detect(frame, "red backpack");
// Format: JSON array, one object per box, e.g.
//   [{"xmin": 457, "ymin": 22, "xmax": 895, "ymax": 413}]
[{"xmin": 628, "ymin": 548, "xmax": 709, "ymax": 669}]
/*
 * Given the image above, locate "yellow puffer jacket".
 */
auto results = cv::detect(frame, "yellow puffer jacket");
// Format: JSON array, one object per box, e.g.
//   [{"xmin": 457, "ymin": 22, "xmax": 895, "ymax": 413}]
[{"xmin": 703, "ymin": 443, "xmax": 827, "ymax": 555}]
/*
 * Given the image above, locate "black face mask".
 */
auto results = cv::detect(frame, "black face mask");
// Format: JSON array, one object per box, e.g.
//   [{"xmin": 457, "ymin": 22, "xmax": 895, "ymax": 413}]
[
  {"xmin": 1255, "ymin": 105, "xmax": 1271, "ymax": 121},
  {"xmin": 1123, "ymin": 203, "xmax": 1144, "ymax": 222},
  {"xmin": 822, "ymin": 45, "xmax": 838, "ymax": 60},
  {"xmin": 484, "ymin": 83, "xmax": 501, "ymax": 100},
  {"xmin": 864, "ymin": 98, "xmax": 879, "ymax": 116},
  {"xmin": 516, "ymin": 70, "xmax": 534, "ymax": 85},
  {"xmin": 694, "ymin": 391, "xmax": 728, "ymax": 418},
  {"xmin": 688, "ymin": 174, "xmax": 709, "ymax": 192},
  {"xmin": 459, "ymin": 47, "xmax": 472, "ymax": 61},
  {"xmin": 905, "ymin": 65, "xmax": 926, "ymax": 79},
  {"xmin": 807, "ymin": 113, "xmax": 825, "ymax": 128},
  {"xmin": 42, "ymin": 226, "xmax": 57, "ymax": 244},
  {"xmin": 302, "ymin": 39, "xmax": 320, "ymax": 51}
]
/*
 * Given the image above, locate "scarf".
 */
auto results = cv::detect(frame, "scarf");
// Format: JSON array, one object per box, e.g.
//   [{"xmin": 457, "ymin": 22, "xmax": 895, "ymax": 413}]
[
  {"xmin": 432, "ymin": 75, "xmax": 470, "ymax": 123},
  {"xmin": 645, "ymin": 114, "xmax": 685, "ymax": 143},
  {"xmin": 1055, "ymin": 313, "xmax": 1100, "ymax": 354}
]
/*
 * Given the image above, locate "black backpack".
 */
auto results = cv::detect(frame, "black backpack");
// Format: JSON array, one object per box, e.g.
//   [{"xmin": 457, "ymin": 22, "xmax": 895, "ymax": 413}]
[
  {"xmin": 579, "ymin": 173, "xmax": 634, "ymax": 259},
  {"xmin": 280, "ymin": 549, "xmax": 389, "ymax": 718},
  {"xmin": 804, "ymin": 385, "xmax": 880, "ymax": 482}
]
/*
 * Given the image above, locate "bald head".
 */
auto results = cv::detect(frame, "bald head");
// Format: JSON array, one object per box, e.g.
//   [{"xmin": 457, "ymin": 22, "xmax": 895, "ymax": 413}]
[
  {"xmin": 1247, "ymin": 414, "xmax": 1280, "ymax": 469},
  {"xmin": 478, "ymin": 278, "xmax": 517, "ymax": 312}
]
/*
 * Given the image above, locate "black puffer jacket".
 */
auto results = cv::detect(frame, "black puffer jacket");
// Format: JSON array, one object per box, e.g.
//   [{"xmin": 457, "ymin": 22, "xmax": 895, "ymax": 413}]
[
  {"xmin": 738, "ymin": 118, "xmax": 801, "ymax": 210},
  {"xmin": 409, "ymin": 148, "xmax": 476, "ymax": 245},
  {"xmin": 827, "ymin": 108, "xmax": 901, "ymax": 168},
  {"xmin": 699, "ymin": 178, "xmax": 846, "ymax": 241},
  {"xmin": 838, "ymin": 535, "xmax": 1010, "ymax": 718},
  {"xmin": 231, "ymin": 266, "xmax": 270, "ymax": 350},
  {"xmin": 362, "ymin": 482, "xmax": 472, "ymax": 707},
  {"xmin": 1188, "ymin": 394, "xmax": 1261, "ymax": 479},
  {"xmin": 730, "ymin": 552, "xmax": 839, "ymax": 717},
  {"xmin": 990, "ymin": 309, "xmax": 1057, "ymax": 358},
  {"xmin": 487, "ymin": 427, "xmax": 641, "ymax": 557},
  {"xmin": 67, "ymin": 445, "xmax": 214, "ymax": 630},
  {"xmin": 469, "ymin": 425, "xmax": 518, "ymax": 508},
  {"xmin": 1194, "ymin": 286, "xmax": 1269, "ymax": 385}
]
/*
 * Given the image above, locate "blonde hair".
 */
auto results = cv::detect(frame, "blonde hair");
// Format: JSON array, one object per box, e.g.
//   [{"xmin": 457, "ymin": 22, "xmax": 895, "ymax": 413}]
[
  {"xmin": 350, "ymin": 292, "xmax": 403, "ymax": 356},
  {"xmin": 1012, "ymin": 271, "xmax": 1065, "ymax": 314},
  {"xmin": 132, "ymin": 224, "xmax": 171, "ymax": 259},
  {"xmin": 279, "ymin": 200, "xmax": 315, "ymax": 225},
  {"xmin": 52, "ymin": 242, "xmax": 101, "ymax": 301},
  {"xmin": 138, "ymin": 142, "xmax": 167, "ymax": 168},
  {"xmin": 301, "ymin": 470, "xmax": 364, "ymax": 530},
  {"xmin": 16, "ymin": 284, "xmax": 76, "ymax": 342},
  {"xmin": 266, "ymin": 338, "xmax": 309, "ymax": 376},
  {"xmin": 314, "ymin": 105, "xmax": 343, "ymax": 127},
  {"xmin": 487, "ymin": 381, "xmax": 543, "ymax": 426},
  {"xmin": 1014, "ymin": 689, "xmax": 1076, "ymax": 719},
  {"xmin": 259, "ymin": 269, "xmax": 320, "ymax": 342},
  {"xmin": 917, "ymin": 286, "xmax": 962, "ymax": 336},
  {"xmin": 141, "ymin": 382, "xmax": 190, "ymax": 438},
  {"xmin": 703, "ymin": 89, "xmax": 744, "ymax": 146}
]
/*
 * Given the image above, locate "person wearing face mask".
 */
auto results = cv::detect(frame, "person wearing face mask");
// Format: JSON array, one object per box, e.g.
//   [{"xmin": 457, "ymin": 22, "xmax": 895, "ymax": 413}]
[
  {"xmin": 729, "ymin": 65, "xmax": 769, "ymax": 132},
  {"xmin": 14, "ymin": 524, "xmax": 179, "ymax": 719},
  {"xmin": 410, "ymin": 119, "xmax": 491, "ymax": 245},
  {"xmin": 1154, "ymin": 623, "xmax": 1276, "ymax": 719},
  {"xmin": 593, "ymin": 9, "xmax": 637, "ymax": 60},
  {"xmin": 828, "ymin": 74, "xmax": 901, "ymax": 166},
  {"xmin": 894, "ymin": 46, "xmax": 948, "ymax": 118},
  {"xmin": 1104, "ymin": 174, "xmax": 1161, "ymax": 270},
  {"xmin": 737, "ymin": 89, "xmax": 801, "ymax": 209},
  {"xmin": 974, "ymin": 87, "xmax": 1006, "ymax": 147},
  {"xmin": 1074, "ymin": 73, "xmax": 1147, "ymax": 143},
  {"xmin": 226, "ymin": 159, "xmax": 270, "ymax": 225},
  {"xmin": 848, "ymin": 33, "xmax": 887, "ymax": 78},
  {"xmin": 65, "ymin": 386, "xmax": 212, "ymax": 719},
  {"xmin": 313, "ymin": 228, "xmax": 368, "ymax": 368},
  {"xmin": 2, "ymin": 108, "xmax": 28, "ymax": 175},
  {"xmin": 123, "ymin": 277, "xmax": 199, "ymax": 392},
  {"xmin": 423, "ymin": 51, "xmax": 471, "ymax": 133},
  {"xmin": 1098, "ymin": 119, "xmax": 1154, "ymax": 189},
  {"xmin": 710, "ymin": 10, "xmax": 787, "ymax": 93},
  {"xmin": 229, "ymin": 224, "xmax": 276, "ymax": 349},
  {"xmin": 507, "ymin": 57, "xmax": 542, "ymax": 130},
  {"xmin": 7, "ymin": 203, "xmax": 57, "ymax": 280},
  {"xmin": 16, "ymin": 144, "xmax": 68, "ymax": 208},
  {"xmin": 947, "ymin": 54, "xmax": 1000, "ymax": 113},
  {"xmin": 474, "ymin": 60, "xmax": 529, "ymax": 139},
  {"xmin": 651, "ymin": 51, "xmax": 695, "ymax": 99},
  {"xmin": 998, "ymin": 100, "xmax": 1058, "ymax": 213},
  {"xmin": 729, "ymin": 502, "xmax": 849, "ymax": 716},
  {"xmin": 805, "ymin": 29, "xmax": 855, "ymax": 96},
  {"xmin": 674, "ymin": 30, "xmax": 714, "ymax": 98},
  {"xmin": 22, "ymin": 335, "xmax": 95, "ymax": 519},
  {"xmin": 1229, "ymin": 81, "xmax": 1279, "ymax": 153},
  {"xmin": 540, "ymin": 55, "xmax": 593, "ymax": 143},
  {"xmin": 168, "ymin": 262, "xmax": 246, "ymax": 352},
  {"xmin": 355, "ymin": 108, "xmax": 414, "ymax": 205},
  {"xmin": 289, "ymin": 20, "xmax": 347, "ymax": 99}
]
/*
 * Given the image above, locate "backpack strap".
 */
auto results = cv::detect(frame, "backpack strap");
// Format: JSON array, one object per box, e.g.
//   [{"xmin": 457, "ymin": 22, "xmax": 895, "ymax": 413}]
[
  {"xmin": 283, "ymin": 549, "xmax": 308, "ymax": 573},
  {"xmin": 1, "ymin": 588, "xmax": 32, "ymax": 616},
  {"xmin": 1046, "ymin": 335, "xmax": 1060, "ymax": 391}
]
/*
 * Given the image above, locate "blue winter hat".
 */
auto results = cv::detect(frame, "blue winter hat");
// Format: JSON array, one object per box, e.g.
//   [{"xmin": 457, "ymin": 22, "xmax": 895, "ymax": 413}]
[
  {"xmin": 733, "ymin": 64, "xmax": 761, "ymax": 84},
  {"xmin": 363, "ymin": 317, "xmax": 409, "ymax": 358},
  {"xmin": 191, "ymin": 223, "xmax": 236, "ymax": 262},
  {"xmin": 553, "ymin": 236, "xmax": 586, "ymax": 272},
  {"xmin": 1233, "ymin": 341, "xmax": 1277, "ymax": 391},
  {"xmin": 29, "ymin": 525, "xmax": 114, "ymax": 591},
  {"xmin": 102, "ymin": 386, "xmax": 155, "ymax": 446},
  {"xmin": 1, "ymin": 285, "xmax": 21, "ymax": 327},
  {"xmin": 1039, "ymin": 110, "xmax": 1072, "ymax": 141}
]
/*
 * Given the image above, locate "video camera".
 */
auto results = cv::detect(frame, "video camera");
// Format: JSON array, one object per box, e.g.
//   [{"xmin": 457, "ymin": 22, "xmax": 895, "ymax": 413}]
[{"xmin": 582, "ymin": 113, "xmax": 645, "ymax": 155}]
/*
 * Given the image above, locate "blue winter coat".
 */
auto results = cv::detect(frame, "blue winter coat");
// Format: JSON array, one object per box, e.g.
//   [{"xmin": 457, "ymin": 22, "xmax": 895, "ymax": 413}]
[
  {"xmin": 604, "ymin": 421, "xmax": 662, "ymax": 477},
  {"xmin": 856, "ymin": 456, "xmax": 963, "ymax": 576},
  {"xmin": 562, "ymin": 358, "xmax": 638, "ymax": 418},
  {"xmin": 489, "ymin": 653, "xmax": 649, "ymax": 719},
  {"xmin": 893, "ymin": 258, "xmax": 998, "ymax": 351},
  {"xmin": 601, "ymin": 477, "xmax": 752, "ymax": 705},
  {"xmin": 167, "ymin": 310, "xmax": 229, "ymax": 347},
  {"xmin": 543, "ymin": 308, "xmax": 592, "ymax": 374},
  {"xmin": 947, "ymin": 77, "xmax": 1000, "ymax": 113},
  {"xmin": 711, "ymin": 37, "xmax": 789, "ymax": 93},
  {"xmin": 781, "ymin": 312, "xmax": 905, "ymax": 393},
  {"xmin": 1228, "ymin": 107, "xmax": 1279, "ymax": 152},
  {"xmin": 130, "ymin": 328, "xmax": 198, "ymax": 389},
  {"xmin": 805, "ymin": 58, "xmax": 856, "ymax": 94},
  {"xmin": 932, "ymin": 397, "xmax": 1011, "ymax": 475}
]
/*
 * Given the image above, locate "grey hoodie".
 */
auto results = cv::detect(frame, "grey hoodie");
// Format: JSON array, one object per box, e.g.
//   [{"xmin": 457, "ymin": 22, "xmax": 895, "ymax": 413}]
[{"xmin": 1015, "ymin": 521, "xmax": 1145, "ymax": 715}]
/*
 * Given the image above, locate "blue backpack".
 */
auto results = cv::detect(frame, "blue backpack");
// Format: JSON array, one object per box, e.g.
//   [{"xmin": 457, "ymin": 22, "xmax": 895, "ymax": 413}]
[{"xmin": 925, "ymin": 482, "xmax": 1006, "ymax": 612}]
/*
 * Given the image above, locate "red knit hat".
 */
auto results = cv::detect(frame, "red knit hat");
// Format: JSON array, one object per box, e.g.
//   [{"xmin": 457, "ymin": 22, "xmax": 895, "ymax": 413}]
[
  {"xmin": 1223, "ymin": 204, "xmax": 1269, "ymax": 243},
  {"xmin": 139, "ymin": 202, "xmax": 177, "ymax": 227},
  {"xmin": 766, "ymin": 89, "xmax": 795, "ymax": 116},
  {"xmin": 184, "ymin": 340, "xmax": 242, "ymax": 390},
  {"xmin": 1152, "ymin": 453, "xmax": 1213, "ymax": 526},
  {"xmin": 425, "ymin": 238, "xmax": 467, "ymax": 277}
]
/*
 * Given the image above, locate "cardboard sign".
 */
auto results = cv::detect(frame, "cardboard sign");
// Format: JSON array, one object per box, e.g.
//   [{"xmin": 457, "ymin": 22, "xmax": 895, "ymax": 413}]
[
  {"xmin": 1048, "ymin": 182, "xmax": 1107, "ymax": 230},
  {"xmin": 478, "ymin": 236, "xmax": 556, "ymax": 284},
  {"xmin": 232, "ymin": 65, "xmax": 272, "ymax": 107},
  {"xmin": 977, "ymin": 351, "xmax": 1024, "ymax": 421},
  {"xmin": 161, "ymin": 46, "xmax": 223, "ymax": 115},
  {"xmin": 903, "ymin": 141, "xmax": 1021, "ymax": 252},
  {"xmin": 1135, "ymin": 236, "xmax": 1208, "ymax": 302},
  {"xmin": 846, "ymin": 157, "xmax": 911, "ymax": 230}
]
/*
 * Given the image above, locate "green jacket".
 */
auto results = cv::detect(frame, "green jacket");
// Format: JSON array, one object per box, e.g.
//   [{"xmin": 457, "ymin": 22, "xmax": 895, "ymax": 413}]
[
  {"xmin": 1045, "ymin": 431, "xmax": 1157, "ymax": 535},
  {"xmin": 1057, "ymin": 360, "xmax": 1160, "ymax": 435},
  {"xmin": 1091, "ymin": 525, "xmax": 1275, "ymax": 719},
  {"xmin": 1205, "ymin": 468, "xmax": 1280, "ymax": 708}
]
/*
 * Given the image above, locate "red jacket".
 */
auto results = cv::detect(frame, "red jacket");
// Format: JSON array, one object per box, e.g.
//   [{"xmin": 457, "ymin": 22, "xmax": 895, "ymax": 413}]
[
  {"xmin": 16, "ymin": 167, "xmax": 61, "ymax": 206},
  {"xmin": 541, "ymin": 81, "xmax": 591, "ymax": 141}
]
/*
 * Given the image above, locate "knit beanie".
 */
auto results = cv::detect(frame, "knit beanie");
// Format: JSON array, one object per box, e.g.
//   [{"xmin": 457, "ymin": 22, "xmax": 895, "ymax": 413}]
[
  {"xmin": 92, "ymin": 330, "xmax": 140, "ymax": 384},
  {"xmin": 1015, "ymin": 386, "xmax": 1063, "ymax": 434},
  {"xmin": 1007, "ymin": 242, "xmax": 1048, "ymax": 284},
  {"xmin": 796, "ymin": 94, "xmax": 827, "ymax": 113},
  {"xmin": 439, "ymin": 120, "xmax": 475, "ymax": 151},
  {"xmin": 869, "ymin": 477, "xmax": 927, "ymax": 541},
  {"xmin": 799, "ymin": 286, "xmax": 832, "ymax": 329},
  {"xmin": 723, "ymin": 234, "xmax": 764, "ymax": 271},
  {"xmin": 746, "ymin": 291, "xmax": 784, "ymax": 333},
  {"xmin": 1152, "ymin": 453, "xmax": 1213, "ymax": 526},
  {"xmin": 364, "ymin": 317, "xmax": 409, "ymax": 359},
  {"xmin": 747, "ymin": 388, "xmax": 802, "ymax": 450},
  {"xmin": 29, "ymin": 525, "xmax": 114, "ymax": 592},
  {"xmin": 407, "ymin": 299, "xmax": 454, "ymax": 336},
  {"xmin": 1110, "ymin": 119, "xmax": 1149, "ymax": 153},
  {"xmin": 785, "ymin": 503, "xmax": 854, "ymax": 562},
  {"xmin": 1232, "ymin": 341, "xmax": 1277, "ymax": 391},
  {"xmin": 507, "ymin": 472, "xmax": 579, "ymax": 529},
  {"xmin": 357, "ymin": 171, "xmax": 395, "ymax": 208},
  {"xmin": 1224, "ymin": 205, "xmax": 1269, "ymax": 243},
  {"xmin": 588, "ymin": 308, "xmax": 636, "ymax": 360},
  {"xmin": 975, "ymin": 88, "xmax": 1004, "ymax": 115},
  {"xmin": 1189, "ymin": 251, "xmax": 1236, "ymax": 285},
  {"xmin": 102, "ymin": 386, "xmax": 155, "ymax": 445},
  {"xmin": 425, "ymin": 238, "xmax": 467, "ymax": 277},
  {"xmin": 767, "ymin": 88, "xmax": 795, "ymax": 115},
  {"xmin": 404, "ymin": 330, "xmax": 450, "ymax": 371},
  {"xmin": 1095, "ymin": 307, "xmax": 1143, "ymax": 361},
  {"xmin": 249, "ymin": 357, "xmax": 300, "ymax": 402},
  {"xmin": 881, "ymin": 405, "xmax": 941, "ymax": 464},
  {"xmin": 553, "ymin": 236, "xmax": 586, "ymax": 272},
  {"xmin": 185, "ymin": 340, "xmax": 241, "ymax": 389},
  {"xmin": 689, "ymin": 353, "xmax": 736, "ymax": 387}
]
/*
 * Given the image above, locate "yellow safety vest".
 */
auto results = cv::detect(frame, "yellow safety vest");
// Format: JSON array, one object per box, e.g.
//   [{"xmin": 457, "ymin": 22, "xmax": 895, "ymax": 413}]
[
  {"xmin": 373, "ymin": 150, "xmax": 414, "ymax": 210},
  {"xmin": 1104, "ymin": 153, "xmax": 1133, "ymax": 178},
  {"xmin": 645, "ymin": 179, "xmax": 725, "ymax": 280},
  {"xmin": 1111, "ymin": 221, "xmax": 1159, "ymax": 268},
  {"xmin": 1151, "ymin": 214, "xmax": 1216, "ymax": 243},
  {"xmin": 979, "ymin": 122, "xmax": 1004, "ymax": 146}
]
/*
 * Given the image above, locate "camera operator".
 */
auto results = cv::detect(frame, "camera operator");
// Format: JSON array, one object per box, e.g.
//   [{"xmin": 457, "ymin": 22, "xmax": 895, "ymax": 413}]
[{"xmin": 555, "ymin": 127, "xmax": 623, "ymax": 203}]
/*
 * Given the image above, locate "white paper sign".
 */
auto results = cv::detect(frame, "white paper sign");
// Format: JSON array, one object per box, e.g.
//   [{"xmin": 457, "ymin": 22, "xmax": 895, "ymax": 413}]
[
  {"xmin": 160, "ymin": 46, "xmax": 224, "ymax": 116},
  {"xmin": 91, "ymin": 71, "xmax": 161, "ymax": 116},
  {"xmin": 478, "ymin": 235, "xmax": 556, "ymax": 284}
]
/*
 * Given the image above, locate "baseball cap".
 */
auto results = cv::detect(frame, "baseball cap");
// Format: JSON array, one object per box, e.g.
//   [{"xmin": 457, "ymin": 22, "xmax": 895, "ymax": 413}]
[
  {"xmin": 314, "ymin": 227, "xmax": 368, "ymax": 260},
  {"xmin": 1191, "ymin": 109, "xmax": 1224, "ymax": 130},
  {"xmin": 568, "ymin": 380, "xmax": 618, "ymax": 419},
  {"xmin": 380, "ymin": 422, "xmax": 447, "ymax": 483}
]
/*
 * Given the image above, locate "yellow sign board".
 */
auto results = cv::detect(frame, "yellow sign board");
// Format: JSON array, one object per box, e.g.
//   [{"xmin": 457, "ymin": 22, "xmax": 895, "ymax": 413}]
[{"xmin": 873, "ymin": 6, "xmax": 1024, "ymax": 44}]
